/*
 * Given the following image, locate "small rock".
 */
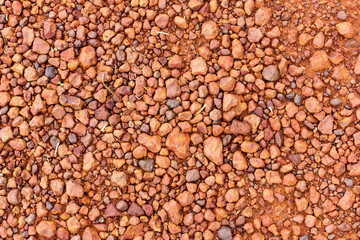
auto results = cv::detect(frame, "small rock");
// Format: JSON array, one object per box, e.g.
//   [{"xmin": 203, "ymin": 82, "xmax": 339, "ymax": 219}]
[
  {"xmin": 224, "ymin": 189, "xmax": 240, "ymax": 203},
  {"xmin": 218, "ymin": 56, "xmax": 234, "ymax": 71},
  {"xmin": 155, "ymin": 14, "xmax": 169, "ymax": 28},
  {"xmin": 244, "ymin": 0, "xmax": 255, "ymax": 15},
  {"xmin": 165, "ymin": 128, "xmax": 190, "ymax": 159},
  {"xmin": 67, "ymin": 216, "xmax": 81, "ymax": 233},
  {"xmin": 223, "ymin": 93, "xmax": 239, "ymax": 111},
  {"xmin": 0, "ymin": 92, "xmax": 10, "ymax": 107},
  {"xmin": 310, "ymin": 50, "xmax": 330, "ymax": 71},
  {"xmin": 83, "ymin": 152, "xmax": 98, "ymax": 171},
  {"xmin": 174, "ymin": 16, "xmax": 188, "ymax": 29},
  {"xmin": 25, "ymin": 213, "xmax": 36, "ymax": 225},
  {"xmin": 305, "ymin": 97, "xmax": 322, "ymax": 113},
  {"xmin": 165, "ymin": 78, "xmax": 181, "ymax": 98},
  {"xmin": 50, "ymin": 179, "xmax": 64, "ymax": 196},
  {"xmin": 24, "ymin": 67, "xmax": 39, "ymax": 81},
  {"xmin": 288, "ymin": 65, "xmax": 304, "ymax": 76},
  {"xmin": 337, "ymin": 190, "xmax": 355, "ymax": 210},
  {"xmin": 247, "ymin": 27, "xmax": 264, "ymax": 43},
  {"xmin": 255, "ymin": 7, "xmax": 272, "ymax": 26},
  {"xmin": 344, "ymin": 178, "xmax": 354, "ymax": 187},
  {"xmin": 12, "ymin": 1, "xmax": 23, "ymax": 15},
  {"xmin": 176, "ymin": 191, "xmax": 194, "ymax": 206},
  {"xmin": 7, "ymin": 189, "xmax": 21, "ymax": 205},
  {"xmin": 102, "ymin": 29, "xmax": 115, "ymax": 42},
  {"xmin": 111, "ymin": 171, "xmax": 128, "ymax": 187},
  {"xmin": 232, "ymin": 39, "xmax": 244, "ymax": 59},
  {"xmin": 204, "ymin": 137, "xmax": 223, "ymax": 165},
  {"xmin": 163, "ymin": 200, "xmax": 183, "ymax": 224},
  {"xmin": 262, "ymin": 65, "xmax": 280, "ymax": 82},
  {"xmin": 66, "ymin": 180, "xmax": 84, "ymax": 198},
  {"xmin": 330, "ymin": 98, "xmax": 342, "ymax": 107},
  {"xmin": 337, "ymin": 11, "xmax": 347, "ymax": 20},
  {"xmin": 229, "ymin": 120, "xmax": 251, "ymax": 135},
  {"xmin": 128, "ymin": 203, "xmax": 145, "ymax": 216},
  {"xmin": 116, "ymin": 200, "xmax": 129, "ymax": 211},
  {"xmin": 348, "ymin": 92, "xmax": 360, "ymax": 108},
  {"xmin": 166, "ymin": 99, "xmax": 181, "ymax": 109},
  {"xmin": 220, "ymin": 77, "xmax": 236, "ymax": 91},
  {"xmin": 138, "ymin": 133, "xmax": 161, "ymax": 153},
  {"xmin": 318, "ymin": 115, "xmax": 334, "ymax": 135},
  {"xmin": 313, "ymin": 32, "xmax": 325, "ymax": 48},
  {"xmin": 348, "ymin": 162, "xmax": 360, "ymax": 176},
  {"xmin": 232, "ymin": 151, "xmax": 247, "ymax": 170},
  {"xmin": 9, "ymin": 139, "xmax": 26, "ymax": 151},
  {"xmin": 59, "ymin": 95, "xmax": 84, "ymax": 110},
  {"xmin": 186, "ymin": 169, "xmax": 200, "ymax": 182},
  {"xmin": 45, "ymin": 66, "xmax": 58, "ymax": 79},
  {"xmin": 10, "ymin": 96, "xmax": 26, "ymax": 107},
  {"xmin": 217, "ymin": 226, "xmax": 233, "ymax": 240},
  {"xmin": 336, "ymin": 22, "xmax": 355, "ymax": 38},
  {"xmin": 354, "ymin": 56, "xmax": 360, "ymax": 75},
  {"xmin": 0, "ymin": 126, "xmax": 13, "ymax": 143},
  {"xmin": 22, "ymin": 27, "xmax": 34, "ymax": 46},
  {"xmin": 82, "ymin": 227, "xmax": 100, "ymax": 240},
  {"xmin": 241, "ymin": 141, "xmax": 260, "ymax": 153},
  {"xmin": 188, "ymin": 0, "xmax": 203, "ymax": 10},
  {"xmin": 304, "ymin": 215, "xmax": 316, "ymax": 228},
  {"xmin": 190, "ymin": 57, "xmax": 207, "ymax": 75},
  {"xmin": 36, "ymin": 221, "xmax": 57, "ymax": 238},
  {"xmin": 32, "ymin": 37, "xmax": 50, "ymax": 54},
  {"xmin": 201, "ymin": 21, "xmax": 219, "ymax": 40},
  {"xmin": 79, "ymin": 46, "xmax": 97, "ymax": 69},
  {"xmin": 298, "ymin": 33, "xmax": 313, "ymax": 45},
  {"xmin": 0, "ymin": 196, "xmax": 8, "ymax": 209},
  {"xmin": 139, "ymin": 159, "xmax": 154, "ymax": 172},
  {"xmin": 168, "ymin": 55, "xmax": 183, "ymax": 69},
  {"xmin": 43, "ymin": 21, "xmax": 56, "ymax": 39}
]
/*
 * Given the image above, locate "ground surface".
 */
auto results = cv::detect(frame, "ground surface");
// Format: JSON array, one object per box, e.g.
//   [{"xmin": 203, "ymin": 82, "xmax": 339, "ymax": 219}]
[{"xmin": 0, "ymin": 0, "xmax": 360, "ymax": 239}]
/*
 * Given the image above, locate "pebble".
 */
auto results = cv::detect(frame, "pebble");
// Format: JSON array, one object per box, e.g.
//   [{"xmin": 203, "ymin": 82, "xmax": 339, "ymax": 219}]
[
  {"xmin": 247, "ymin": 27, "xmax": 264, "ymax": 42},
  {"xmin": 32, "ymin": 37, "xmax": 50, "ymax": 54},
  {"xmin": 138, "ymin": 133, "xmax": 161, "ymax": 153},
  {"xmin": 128, "ymin": 203, "xmax": 145, "ymax": 216},
  {"xmin": 255, "ymin": 7, "xmax": 272, "ymax": 26},
  {"xmin": 66, "ymin": 180, "xmax": 84, "ymax": 198},
  {"xmin": 318, "ymin": 115, "xmax": 334, "ymax": 134},
  {"xmin": 0, "ymin": 126, "xmax": 13, "ymax": 143},
  {"xmin": 139, "ymin": 159, "xmax": 154, "ymax": 172},
  {"xmin": 7, "ymin": 189, "xmax": 21, "ymax": 205},
  {"xmin": 337, "ymin": 190, "xmax": 355, "ymax": 210},
  {"xmin": 201, "ymin": 21, "xmax": 219, "ymax": 40},
  {"xmin": 82, "ymin": 227, "xmax": 100, "ymax": 240},
  {"xmin": 36, "ymin": 221, "xmax": 57, "ymax": 238},
  {"xmin": 165, "ymin": 128, "xmax": 190, "ymax": 159},
  {"xmin": 337, "ymin": 11, "xmax": 347, "ymax": 20},
  {"xmin": 262, "ymin": 65, "xmax": 280, "ymax": 81},
  {"xmin": 176, "ymin": 191, "xmax": 195, "ymax": 206},
  {"xmin": 204, "ymin": 137, "xmax": 223, "ymax": 165},
  {"xmin": 111, "ymin": 171, "xmax": 128, "ymax": 187},
  {"xmin": 190, "ymin": 57, "xmax": 208, "ymax": 75},
  {"xmin": 78, "ymin": 46, "xmax": 97, "ymax": 69},
  {"xmin": 217, "ymin": 226, "xmax": 233, "ymax": 240},
  {"xmin": 310, "ymin": 50, "xmax": 330, "ymax": 71},
  {"xmin": 186, "ymin": 169, "xmax": 200, "ymax": 182},
  {"xmin": 44, "ymin": 66, "xmax": 58, "ymax": 79},
  {"xmin": 305, "ymin": 97, "xmax": 322, "ymax": 113},
  {"xmin": 163, "ymin": 200, "xmax": 183, "ymax": 224},
  {"xmin": 336, "ymin": 22, "xmax": 355, "ymax": 38}
]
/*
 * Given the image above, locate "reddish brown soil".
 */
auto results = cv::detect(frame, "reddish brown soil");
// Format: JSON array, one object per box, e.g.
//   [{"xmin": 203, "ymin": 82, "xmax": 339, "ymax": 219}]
[{"xmin": 1, "ymin": 0, "xmax": 360, "ymax": 240}]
